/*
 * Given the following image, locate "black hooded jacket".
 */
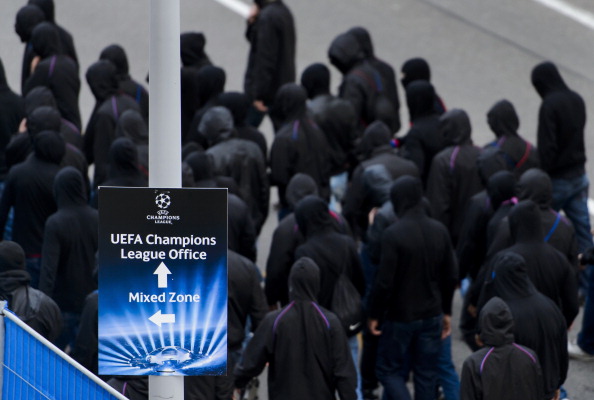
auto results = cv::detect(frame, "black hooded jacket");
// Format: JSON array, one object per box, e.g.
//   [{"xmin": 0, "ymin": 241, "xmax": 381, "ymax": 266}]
[
  {"xmin": 180, "ymin": 32, "xmax": 212, "ymax": 70},
  {"xmin": 343, "ymin": 121, "xmax": 419, "ymax": 240},
  {"xmin": 399, "ymin": 80, "xmax": 446, "ymax": 183},
  {"xmin": 15, "ymin": 5, "xmax": 46, "ymax": 93},
  {"xmin": 24, "ymin": 22, "xmax": 81, "ymax": 130},
  {"xmin": 39, "ymin": 167, "xmax": 98, "ymax": 313},
  {"xmin": 460, "ymin": 297, "xmax": 544, "ymax": 400},
  {"xmin": 0, "ymin": 58, "xmax": 25, "ymax": 180},
  {"xmin": 269, "ymin": 84, "xmax": 331, "ymax": 207},
  {"xmin": 294, "ymin": 196, "xmax": 365, "ymax": 311},
  {"xmin": 202, "ymin": 107, "xmax": 270, "ymax": 233},
  {"xmin": 485, "ymin": 170, "xmax": 517, "ymax": 250},
  {"xmin": 532, "ymin": 62, "xmax": 586, "ymax": 179},
  {"xmin": 235, "ymin": 257, "xmax": 357, "ymax": 400},
  {"xmin": 485, "ymin": 99, "xmax": 539, "ymax": 177},
  {"xmin": 426, "ymin": 109, "xmax": 483, "ymax": 246},
  {"xmin": 187, "ymin": 65, "xmax": 227, "ymax": 146},
  {"xmin": 84, "ymin": 60, "xmax": 141, "ymax": 186},
  {"xmin": 0, "ymin": 130, "xmax": 64, "ymax": 256},
  {"xmin": 488, "ymin": 253, "xmax": 568, "ymax": 399},
  {"xmin": 99, "ymin": 44, "xmax": 149, "ymax": 122},
  {"xmin": 368, "ymin": 176, "xmax": 457, "ymax": 322},
  {"xmin": 400, "ymin": 57, "xmax": 446, "ymax": 115},
  {"xmin": 243, "ymin": 0, "xmax": 296, "ymax": 106},
  {"xmin": 115, "ymin": 109, "xmax": 149, "ymax": 178}
]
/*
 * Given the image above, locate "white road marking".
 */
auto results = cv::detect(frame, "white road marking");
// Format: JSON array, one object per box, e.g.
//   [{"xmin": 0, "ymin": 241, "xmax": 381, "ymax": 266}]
[
  {"xmin": 533, "ymin": 0, "xmax": 594, "ymax": 31},
  {"xmin": 212, "ymin": 0, "xmax": 250, "ymax": 18}
]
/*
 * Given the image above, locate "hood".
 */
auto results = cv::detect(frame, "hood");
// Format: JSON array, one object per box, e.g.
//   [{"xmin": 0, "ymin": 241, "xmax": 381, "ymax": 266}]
[
  {"xmin": 531, "ymin": 61, "xmax": 568, "ymax": 98},
  {"xmin": 24, "ymin": 86, "xmax": 58, "ymax": 117},
  {"xmin": 54, "ymin": 166, "xmax": 87, "ymax": 208},
  {"xmin": 271, "ymin": 83, "xmax": 308, "ymax": 125},
  {"xmin": 30, "ymin": 21, "xmax": 62, "ymax": 58},
  {"xmin": 477, "ymin": 147, "xmax": 509, "ymax": 186},
  {"xmin": 115, "ymin": 109, "xmax": 148, "ymax": 145},
  {"xmin": 108, "ymin": 137, "xmax": 140, "ymax": 178},
  {"xmin": 517, "ymin": 168, "xmax": 552, "ymax": 209},
  {"xmin": 196, "ymin": 65, "xmax": 226, "ymax": 107},
  {"xmin": 184, "ymin": 151, "xmax": 214, "ymax": 183},
  {"xmin": 487, "ymin": 99, "xmax": 519, "ymax": 138},
  {"xmin": 28, "ymin": 106, "xmax": 61, "ymax": 136},
  {"xmin": 15, "ymin": 5, "xmax": 45, "ymax": 43},
  {"xmin": 294, "ymin": 195, "xmax": 333, "ymax": 237},
  {"xmin": 347, "ymin": 26, "xmax": 374, "ymax": 58},
  {"xmin": 28, "ymin": 0, "xmax": 54, "ymax": 23},
  {"xmin": 358, "ymin": 120, "xmax": 392, "ymax": 160},
  {"xmin": 509, "ymin": 199, "xmax": 544, "ymax": 243},
  {"xmin": 406, "ymin": 80, "xmax": 436, "ymax": 121},
  {"xmin": 400, "ymin": 57, "xmax": 431, "ymax": 88},
  {"xmin": 285, "ymin": 173, "xmax": 319, "ymax": 211},
  {"xmin": 180, "ymin": 32, "xmax": 208, "ymax": 67},
  {"xmin": 0, "ymin": 58, "xmax": 7, "ymax": 90},
  {"xmin": 439, "ymin": 108, "xmax": 472, "ymax": 146},
  {"xmin": 487, "ymin": 170, "xmax": 515, "ymax": 209},
  {"xmin": 328, "ymin": 32, "xmax": 365, "ymax": 74},
  {"xmin": 0, "ymin": 241, "xmax": 26, "ymax": 273},
  {"xmin": 363, "ymin": 164, "xmax": 393, "ymax": 207},
  {"xmin": 478, "ymin": 296, "xmax": 514, "ymax": 347},
  {"xmin": 216, "ymin": 91, "xmax": 251, "ymax": 127},
  {"xmin": 390, "ymin": 175, "xmax": 423, "ymax": 216},
  {"xmin": 86, "ymin": 60, "xmax": 119, "ymax": 102},
  {"xmin": 300, "ymin": 63, "xmax": 330, "ymax": 99},
  {"xmin": 198, "ymin": 106, "xmax": 234, "ymax": 146},
  {"xmin": 33, "ymin": 130, "xmax": 65, "ymax": 164},
  {"xmin": 491, "ymin": 251, "xmax": 537, "ymax": 300},
  {"xmin": 99, "ymin": 44, "xmax": 130, "ymax": 80},
  {"xmin": 288, "ymin": 257, "xmax": 320, "ymax": 302}
]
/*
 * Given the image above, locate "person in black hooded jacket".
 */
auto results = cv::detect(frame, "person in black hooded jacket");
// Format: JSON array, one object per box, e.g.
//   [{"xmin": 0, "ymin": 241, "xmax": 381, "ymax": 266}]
[
  {"xmin": 0, "ymin": 130, "xmax": 64, "ymax": 288},
  {"xmin": 234, "ymin": 256, "xmax": 357, "ymax": 400},
  {"xmin": 486, "ymin": 252, "xmax": 568, "ymax": 400},
  {"xmin": 484, "ymin": 170, "xmax": 517, "ymax": 251},
  {"xmin": 460, "ymin": 296, "xmax": 544, "ymax": 400},
  {"xmin": 14, "ymin": 4, "xmax": 46, "ymax": 94},
  {"xmin": 343, "ymin": 120, "xmax": 419, "ymax": 241},
  {"xmin": 368, "ymin": 175, "xmax": 457, "ymax": 400},
  {"xmin": 180, "ymin": 31, "xmax": 212, "ymax": 71},
  {"xmin": 84, "ymin": 59, "xmax": 140, "ymax": 187},
  {"xmin": 24, "ymin": 21, "xmax": 81, "ymax": 130},
  {"xmin": 269, "ymin": 83, "xmax": 331, "ymax": 215},
  {"xmin": 400, "ymin": 57, "xmax": 446, "ymax": 115},
  {"xmin": 398, "ymin": 80, "xmax": 446, "ymax": 184},
  {"xmin": 99, "ymin": 44, "xmax": 149, "ymax": 122},
  {"xmin": 484, "ymin": 99, "xmax": 539, "ymax": 178},
  {"xmin": 243, "ymin": 0, "xmax": 296, "ymax": 128},
  {"xmin": 39, "ymin": 166, "xmax": 98, "ymax": 351},
  {"xmin": 426, "ymin": 108, "xmax": 483, "ymax": 247},
  {"xmin": 187, "ymin": 65, "xmax": 227, "ymax": 146},
  {"xmin": 201, "ymin": 106, "xmax": 269, "ymax": 234},
  {"xmin": 0, "ymin": 57, "xmax": 25, "ymax": 181},
  {"xmin": 115, "ymin": 109, "xmax": 149, "ymax": 179}
]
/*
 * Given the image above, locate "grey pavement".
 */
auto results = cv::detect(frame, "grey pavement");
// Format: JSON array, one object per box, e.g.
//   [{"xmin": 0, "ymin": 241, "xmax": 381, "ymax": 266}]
[{"xmin": 2, "ymin": 0, "xmax": 594, "ymax": 398}]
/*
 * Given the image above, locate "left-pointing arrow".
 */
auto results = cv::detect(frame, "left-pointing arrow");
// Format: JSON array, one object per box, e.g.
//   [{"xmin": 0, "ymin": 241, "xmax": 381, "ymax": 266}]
[
  {"xmin": 153, "ymin": 262, "xmax": 172, "ymax": 288},
  {"xmin": 149, "ymin": 310, "xmax": 176, "ymax": 327}
]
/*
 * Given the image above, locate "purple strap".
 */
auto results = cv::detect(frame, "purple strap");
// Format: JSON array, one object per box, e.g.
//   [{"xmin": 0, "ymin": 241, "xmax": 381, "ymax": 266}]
[
  {"xmin": 122, "ymin": 382, "xmax": 127, "ymax": 394},
  {"xmin": 479, "ymin": 347, "xmax": 495, "ymax": 374},
  {"xmin": 48, "ymin": 56, "xmax": 57, "ymax": 78},
  {"xmin": 273, "ymin": 301, "xmax": 295, "ymax": 333},
  {"xmin": 111, "ymin": 96, "xmax": 119, "ymax": 120},
  {"xmin": 292, "ymin": 120, "xmax": 300, "ymax": 140},
  {"xmin": 512, "ymin": 343, "xmax": 537, "ymax": 364},
  {"xmin": 449, "ymin": 146, "xmax": 461, "ymax": 172},
  {"xmin": 501, "ymin": 196, "xmax": 518, "ymax": 206},
  {"xmin": 311, "ymin": 302, "xmax": 331, "ymax": 329}
]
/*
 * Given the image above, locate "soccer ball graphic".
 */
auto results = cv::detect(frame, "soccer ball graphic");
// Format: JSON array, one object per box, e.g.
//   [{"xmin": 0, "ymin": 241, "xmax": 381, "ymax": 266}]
[{"xmin": 155, "ymin": 193, "xmax": 171, "ymax": 209}]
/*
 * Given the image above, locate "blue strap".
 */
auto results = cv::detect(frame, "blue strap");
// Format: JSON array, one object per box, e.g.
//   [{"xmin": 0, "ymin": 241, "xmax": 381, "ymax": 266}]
[
  {"xmin": 135, "ymin": 84, "xmax": 142, "ymax": 104},
  {"xmin": 544, "ymin": 213, "xmax": 562, "ymax": 243}
]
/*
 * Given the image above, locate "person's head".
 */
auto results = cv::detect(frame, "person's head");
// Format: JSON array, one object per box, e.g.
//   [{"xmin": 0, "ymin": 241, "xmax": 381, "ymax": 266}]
[
  {"xmin": 400, "ymin": 57, "xmax": 431, "ymax": 88},
  {"xmin": 0, "ymin": 241, "xmax": 26, "ymax": 273},
  {"xmin": 216, "ymin": 91, "xmax": 251, "ymax": 127},
  {"xmin": 508, "ymin": 199, "xmax": 544, "ymax": 243},
  {"xmin": 439, "ymin": 108, "xmax": 472, "ymax": 146},
  {"xmin": 487, "ymin": 99, "xmax": 519, "ymax": 138},
  {"xmin": 54, "ymin": 166, "xmax": 87, "ymax": 208},
  {"xmin": 30, "ymin": 21, "xmax": 61, "ymax": 58},
  {"xmin": 33, "ymin": 129, "xmax": 65, "ymax": 164},
  {"xmin": 357, "ymin": 120, "xmax": 392, "ymax": 160},
  {"xmin": 328, "ymin": 31, "xmax": 365, "ymax": 75},
  {"xmin": 198, "ymin": 106, "xmax": 234, "ymax": 146},
  {"xmin": 294, "ymin": 195, "xmax": 332, "ymax": 237},
  {"xmin": 531, "ymin": 61, "xmax": 568, "ymax": 98},
  {"xmin": 363, "ymin": 164, "xmax": 393, "ymax": 207},
  {"xmin": 180, "ymin": 32, "xmax": 207, "ymax": 67},
  {"xmin": 390, "ymin": 175, "xmax": 423, "ymax": 216},
  {"xmin": 86, "ymin": 59, "xmax": 119, "ymax": 102},
  {"xmin": 517, "ymin": 168, "xmax": 552, "ymax": 210},
  {"xmin": 24, "ymin": 86, "xmax": 58, "ymax": 117},
  {"xmin": 347, "ymin": 26, "xmax": 374, "ymax": 58},
  {"xmin": 476, "ymin": 147, "xmax": 509, "ymax": 187},
  {"xmin": 15, "ymin": 5, "xmax": 45, "ymax": 43},
  {"xmin": 99, "ymin": 44, "xmax": 130, "ymax": 80},
  {"xmin": 476, "ymin": 296, "xmax": 514, "ymax": 347},
  {"xmin": 115, "ymin": 109, "xmax": 148, "ymax": 145},
  {"xmin": 487, "ymin": 170, "xmax": 516, "ymax": 210},
  {"xmin": 196, "ymin": 65, "xmax": 226, "ymax": 106},
  {"xmin": 288, "ymin": 257, "xmax": 320, "ymax": 302},
  {"xmin": 300, "ymin": 63, "xmax": 331, "ymax": 99},
  {"xmin": 405, "ymin": 80, "xmax": 436, "ymax": 121},
  {"xmin": 271, "ymin": 83, "xmax": 308, "ymax": 125},
  {"xmin": 490, "ymin": 252, "xmax": 536, "ymax": 301},
  {"xmin": 27, "ymin": 106, "xmax": 61, "ymax": 137},
  {"xmin": 108, "ymin": 137, "xmax": 140, "ymax": 177},
  {"xmin": 28, "ymin": 0, "xmax": 55, "ymax": 23},
  {"xmin": 184, "ymin": 151, "xmax": 215, "ymax": 184},
  {"xmin": 285, "ymin": 173, "xmax": 319, "ymax": 211}
]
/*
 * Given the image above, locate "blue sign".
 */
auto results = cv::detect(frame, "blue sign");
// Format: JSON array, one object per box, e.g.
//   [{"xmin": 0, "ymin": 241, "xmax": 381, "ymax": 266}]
[{"xmin": 98, "ymin": 188, "xmax": 228, "ymax": 376}]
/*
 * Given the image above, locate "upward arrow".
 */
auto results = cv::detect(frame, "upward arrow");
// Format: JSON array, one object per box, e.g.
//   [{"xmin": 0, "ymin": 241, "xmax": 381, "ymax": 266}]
[{"xmin": 153, "ymin": 262, "xmax": 172, "ymax": 288}]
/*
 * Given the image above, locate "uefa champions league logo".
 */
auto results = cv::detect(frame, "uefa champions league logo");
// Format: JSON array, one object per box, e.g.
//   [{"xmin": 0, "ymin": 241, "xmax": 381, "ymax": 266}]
[
  {"xmin": 156, "ymin": 193, "xmax": 171, "ymax": 210},
  {"xmin": 148, "ymin": 191, "xmax": 180, "ymax": 224}
]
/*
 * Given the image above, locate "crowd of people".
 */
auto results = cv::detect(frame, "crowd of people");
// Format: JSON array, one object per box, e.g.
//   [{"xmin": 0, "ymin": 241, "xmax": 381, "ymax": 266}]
[{"xmin": 0, "ymin": 0, "xmax": 593, "ymax": 399}]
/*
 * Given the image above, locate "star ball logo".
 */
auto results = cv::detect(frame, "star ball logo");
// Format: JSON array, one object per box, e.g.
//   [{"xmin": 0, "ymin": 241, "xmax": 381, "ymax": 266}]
[{"xmin": 147, "ymin": 190, "xmax": 180, "ymax": 225}]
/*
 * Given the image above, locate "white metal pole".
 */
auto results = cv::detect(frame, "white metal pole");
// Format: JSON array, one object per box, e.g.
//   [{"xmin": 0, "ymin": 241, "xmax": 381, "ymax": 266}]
[
  {"xmin": 149, "ymin": 0, "xmax": 182, "ymax": 189},
  {"xmin": 148, "ymin": 0, "xmax": 183, "ymax": 398}
]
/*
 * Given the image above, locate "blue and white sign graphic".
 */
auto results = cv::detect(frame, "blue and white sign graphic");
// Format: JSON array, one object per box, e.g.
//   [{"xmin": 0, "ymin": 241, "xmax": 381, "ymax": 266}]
[{"xmin": 98, "ymin": 187, "xmax": 228, "ymax": 376}]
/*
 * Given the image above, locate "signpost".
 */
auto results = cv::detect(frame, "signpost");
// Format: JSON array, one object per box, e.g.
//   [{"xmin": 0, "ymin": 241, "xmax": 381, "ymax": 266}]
[{"xmin": 98, "ymin": 187, "xmax": 228, "ymax": 379}]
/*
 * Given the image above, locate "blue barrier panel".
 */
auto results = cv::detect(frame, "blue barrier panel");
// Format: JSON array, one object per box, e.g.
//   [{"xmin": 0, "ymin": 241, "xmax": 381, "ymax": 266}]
[{"xmin": 1, "ymin": 309, "xmax": 127, "ymax": 400}]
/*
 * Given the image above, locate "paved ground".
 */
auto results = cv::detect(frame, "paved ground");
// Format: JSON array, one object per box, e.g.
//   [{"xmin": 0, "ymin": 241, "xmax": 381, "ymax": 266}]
[{"xmin": 2, "ymin": 0, "xmax": 594, "ymax": 398}]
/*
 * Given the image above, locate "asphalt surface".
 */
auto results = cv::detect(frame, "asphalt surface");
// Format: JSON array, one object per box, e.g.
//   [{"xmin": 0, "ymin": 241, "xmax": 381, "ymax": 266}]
[{"xmin": 2, "ymin": 0, "xmax": 594, "ymax": 398}]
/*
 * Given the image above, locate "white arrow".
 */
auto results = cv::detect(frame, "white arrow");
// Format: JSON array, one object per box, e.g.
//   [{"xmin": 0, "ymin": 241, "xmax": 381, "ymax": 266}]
[
  {"xmin": 149, "ymin": 310, "xmax": 176, "ymax": 327},
  {"xmin": 153, "ymin": 262, "xmax": 172, "ymax": 288}
]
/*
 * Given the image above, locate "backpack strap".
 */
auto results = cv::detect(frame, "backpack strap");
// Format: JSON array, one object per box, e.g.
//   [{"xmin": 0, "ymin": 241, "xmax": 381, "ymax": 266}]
[
  {"xmin": 111, "ymin": 96, "xmax": 119, "ymax": 120},
  {"xmin": 291, "ymin": 120, "xmax": 300, "ymax": 140},
  {"xmin": 515, "ymin": 141, "xmax": 532, "ymax": 170},
  {"xmin": 135, "ymin": 84, "xmax": 143, "ymax": 104},
  {"xmin": 479, "ymin": 347, "xmax": 495, "ymax": 375},
  {"xmin": 48, "ymin": 55, "xmax": 57, "ymax": 78},
  {"xmin": 449, "ymin": 146, "xmax": 461, "ymax": 173},
  {"xmin": 544, "ymin": 212, "xmax": 562, "ymax": 243}
]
